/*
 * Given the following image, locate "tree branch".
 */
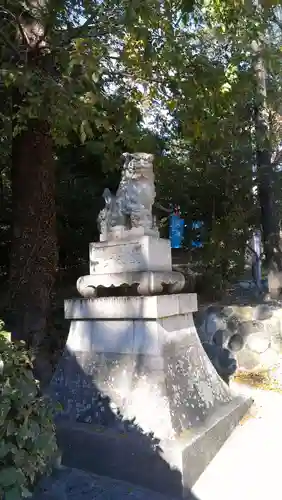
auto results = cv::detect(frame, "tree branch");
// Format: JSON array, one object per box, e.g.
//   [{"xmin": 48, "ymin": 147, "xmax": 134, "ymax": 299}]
[
  {"xmin": 0, "ymin": 8, "xmax": 31, "ymax": 47},
  {"xmin": 0, "ymin": 30, "xmax": 21, "ymax": 59},
  {"xmin": 61, "ymin": 13, "xmax": 100, "ymax": 44}
]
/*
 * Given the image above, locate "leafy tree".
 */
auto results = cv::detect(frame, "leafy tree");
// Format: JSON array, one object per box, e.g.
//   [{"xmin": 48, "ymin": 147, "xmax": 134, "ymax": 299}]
[
  {"xmin": 2, "ymin": 0, "xmax": 282, "ymax": 373},
  {"xmin": 0, "ymin": 0, "xmax": 181, "ymax": 364},
  {"xmin": 197, "ymin": 0, "xmax": 282, "ymax": 288}
]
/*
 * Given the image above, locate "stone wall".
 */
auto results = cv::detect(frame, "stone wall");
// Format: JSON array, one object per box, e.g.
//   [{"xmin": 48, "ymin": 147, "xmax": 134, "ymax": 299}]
[{"xmin": 195, "ymin": 302, "xmax": 282, "ymax": 373}]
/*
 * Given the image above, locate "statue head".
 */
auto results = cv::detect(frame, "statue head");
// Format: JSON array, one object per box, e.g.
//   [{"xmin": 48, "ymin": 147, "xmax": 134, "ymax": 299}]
[
  {"xmin": 121, "ymin": 152, "xmax": 154, "ymax": 181},
  {"xmin": 122, "ymin": 152, "xmax": 154, "ymax": 164}
]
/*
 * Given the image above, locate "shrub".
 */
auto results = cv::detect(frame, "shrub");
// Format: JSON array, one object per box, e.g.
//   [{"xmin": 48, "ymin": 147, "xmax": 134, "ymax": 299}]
[{"xmin": 0, "ymin": 321, "xmax": 58, "ymax": 500}]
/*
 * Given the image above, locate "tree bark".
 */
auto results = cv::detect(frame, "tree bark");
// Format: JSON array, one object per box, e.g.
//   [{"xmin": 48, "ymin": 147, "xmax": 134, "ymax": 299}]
[
  {"xmin": 9, "ymin": 118, "xmax": 58, "ymax": 356},
  {"xmin": 3, "ymin": 1, "xmax": 59, "ymax": 384},
  {"xmin": 254, "ymin": 41, "xmax": 282, "ymax": 297}
]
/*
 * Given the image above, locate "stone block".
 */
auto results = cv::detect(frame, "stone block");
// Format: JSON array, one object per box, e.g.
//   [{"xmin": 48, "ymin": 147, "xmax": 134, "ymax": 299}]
[
  {"xmin": 55, "ymin": 423, "xmax": 184, "ymax": 498},
  {"xmin": 133, "ymin": 321, "xmax": 160, "ymax": 355},
  {"xmin": 50, "ymin": 350, "xmax": 136, "ymax": 423},
  {"xmin": 64, "ymin": 294, "xmax": 198, "ymax": 320},
  {"xmin": 65, "ymin": 310, "xmax": 199, "ymax": 358},
  {"xmin": 89, "ymin": 236, "xmax": 172, "ymax": 274},
  {"xmin": 55, "ymin": 395, "xmax": 251, "ymax": 498},
  {"xmin": 49, "ymin": 294, "xmax": 252, "ymax": 497},
  {"xmin": 67, "ymin": 320, "xmax": 134, "ymax": 354}
]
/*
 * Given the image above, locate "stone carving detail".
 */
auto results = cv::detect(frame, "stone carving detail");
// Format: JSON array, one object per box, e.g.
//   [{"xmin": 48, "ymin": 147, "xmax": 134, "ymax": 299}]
[
  {"xmin": 77, "ymin": 271, "xmax": 186, "ymax": 298},
  {"xmin": 77, "ymin": 151, "xmax": 185, "ymax": 297},
  {"xmin": 98, "ymin": 153, "xmax": 159, "ymax": 241}
]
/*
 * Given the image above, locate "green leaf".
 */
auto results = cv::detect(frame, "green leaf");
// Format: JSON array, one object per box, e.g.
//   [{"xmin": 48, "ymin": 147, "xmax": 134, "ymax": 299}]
[
  {"xmin": 28, "ymin": 420, "xmax": 41, "ymax": 439},
  {"xmin": 4, "ymin": 486, "xmax": 22, "ymax": 500},
  {"xmin": 0, "ymin": 442, "xmax": 17, "ymax": 459},
  {"xmin": 0, "ymin": 318, "xmax": 58, "ymax": 494},
  {"xmin": 0, "ymin": 399, "xmax": 11, "ymax": 426},
  {"xmin": 0, "ymin": 330, "xmax": 10, "ymax": 341},
  {"xmin": 5, "ymin": 420, "xmax": 16, "ymax": 437},
  {"xmin": 13, "ymin": 449, "xmax": 28, "ymax": 468},
  {"xmin": 0, "ymin": 467, "xmax": 24, "ymax": 487}
]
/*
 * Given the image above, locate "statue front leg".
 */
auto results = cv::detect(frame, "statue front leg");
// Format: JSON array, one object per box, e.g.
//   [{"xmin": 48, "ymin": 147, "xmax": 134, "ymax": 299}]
[{"xmin": 130, "ymin": 207, "xmax": 153, "ymax": 231}]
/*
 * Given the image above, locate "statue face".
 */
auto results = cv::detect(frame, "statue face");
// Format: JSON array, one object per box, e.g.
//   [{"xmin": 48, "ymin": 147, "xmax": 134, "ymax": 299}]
[
  {"xmin": 122, "ymin": 152, "xmax": 154, "ymax": 164},
  {"xmin": 122, "ymin": 156, "xmax": 154, "ymax": 183},
  {"xmin": 131, "ymin": 152, "xmax": 154, "ymax": 162}
]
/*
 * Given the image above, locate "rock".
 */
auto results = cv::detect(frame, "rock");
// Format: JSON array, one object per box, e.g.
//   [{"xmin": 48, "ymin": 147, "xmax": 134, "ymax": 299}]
[
  {"xmin": 236, "ymin": 307, "xmax": 253, "ymax": 321},
  {"xmin": 246, "ymin": 334, "xmax": 270, "ymax": 354},
  {"xmin": 227, "ymin": 334, "xmax": 244, "ymax": 353},
  {"xmin": 239, "ymin": 321, "xmax": 265, "ymax": 338},
  {"xmin": 227, "ymin": 316, "xmax": 240, "ymax": 333},
  {"xmin": 220, "ymin": 307, "xmax": 234, "ymax": 318},
  {"xmin": 202, "ymin": 343, "xmax": 237, "ymax": 384},
  {"xmin": 206, "ymin": 305, "xmax": 221, "ymax": 315},
  {"xmin": 253, "ymin": 304, "xmax": 273, "ymax": 321},
  {"xmin": 205, "ymin": 313, "xmax": 227, "ymax": 337},
  {"xmin": 197, "ymin": 304, "xmax": 282, "ymax": 374},
  {"xmin": 212, "ymin": 329, "xmax": 229, "ymax": 347}
]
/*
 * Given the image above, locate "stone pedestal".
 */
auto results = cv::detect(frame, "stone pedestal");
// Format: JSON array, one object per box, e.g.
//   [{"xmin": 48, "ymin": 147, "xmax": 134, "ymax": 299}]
[
  {"xmin": 90, "ymin": 236, "xmax": 172, "ymax": 274},
  {"xmin": 78, "ymin": 236, "xmax": 185, "ymax": 297},
  {"xmin": 50, "ymin": 294, "xmax": 252, "ymax": 498}
]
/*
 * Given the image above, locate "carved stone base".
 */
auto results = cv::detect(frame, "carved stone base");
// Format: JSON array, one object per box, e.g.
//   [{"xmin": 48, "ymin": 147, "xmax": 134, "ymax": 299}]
[
  {"xmin": 100, "ymin": 225, "xmax": 160, "ymax": 242},
  {"xmin": 49, "ymin": 294, "xmax": 252, "ymax": 497},
  {"xmin": 89, "ymin": 236, "xmax": 172, "ymax": 275},
  {"xmin": 77, "ymin": 271, "xmax": 185, "ymax": 297}
]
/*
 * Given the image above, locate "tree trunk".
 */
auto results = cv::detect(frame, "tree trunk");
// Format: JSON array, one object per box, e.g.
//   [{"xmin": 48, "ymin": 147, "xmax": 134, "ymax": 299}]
[
  {"xmin": 254, "ymin": 42, "xmax": 282, "ymax": 297},
  {"xmin": 9, "ymin": 118, "xmax": 58, "ymax": 361},
  {"xmin": 3, "ymin": 1, "xmax": 59, "ymax": 384}
]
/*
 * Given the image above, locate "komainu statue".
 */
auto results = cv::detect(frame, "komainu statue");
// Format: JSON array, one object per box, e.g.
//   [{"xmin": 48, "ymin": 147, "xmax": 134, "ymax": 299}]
[{"xmin": 98, "ymin": 152, "xmax": 159, "ymax": 241}]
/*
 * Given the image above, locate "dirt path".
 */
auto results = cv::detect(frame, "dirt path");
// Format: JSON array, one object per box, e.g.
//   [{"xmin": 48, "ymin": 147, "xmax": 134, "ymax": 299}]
[{"xmin": 192, "ymin": 368, "xmax": 282, "ymax": 500}]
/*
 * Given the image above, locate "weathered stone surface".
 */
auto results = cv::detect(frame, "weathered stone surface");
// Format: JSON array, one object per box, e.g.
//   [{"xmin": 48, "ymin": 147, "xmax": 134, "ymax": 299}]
[
  {"xmin": 97, "ymin": 152, "xmax": 158, "ymax": 242},
  {"xmin": 202, "ymin": 343, "xmax": 237, "ymax": 384},
  {"xmin": 227, "ymin": 334, "xmax": 244, "ymax": 352},
  {"xmin": 195, "ymin": 302, "xmax": 282, "ymax": 373},
  {"xmin": 219, "ymin": 307, "xmax": 234, "ymax": 318},
  {"xmin": 32, "ymin": 467, "xmax": 184, "ymax": 500},
  {"xmin": 226, "ymin": 316, "xmax": 240, "ymax": 332},
  {"xmin": 212, "ymin": 329, "xmax": 229, "ymax": 347},
  {"xmin": 65, "ymin": 294, "xmax": 198, "ymax": 321},
  {"xmin": 81, "ymin": 157, "xmax": 185, "ymax": 298},
  {"xmin": 76, "ymin": 270, "xmax": 185, "ymax": 297},
  {"xmin": 254, "ymin": 304, "xmax": 273, "ymax": 321},
  {"xmin": 238, "ymin": 320, "xmax": 265, "ymax": 337},
  {"xmin": 89, "ymin": 237, "xmax": 172, "ymax": 274},
  {"xmin": 55, "ymin": 396, "xmax": 250, "ymax": 499},
  {"xmin": 245, "ymin": 333, "xmax": 270, "ymax": 354},
  {"xmin": 49, "ymin": 294, "xmax": 252, "ymax": 497}
]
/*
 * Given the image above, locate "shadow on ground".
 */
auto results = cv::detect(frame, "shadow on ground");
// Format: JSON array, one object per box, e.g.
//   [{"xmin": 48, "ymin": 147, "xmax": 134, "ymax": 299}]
[{"xmin": 49, "ymin": 347, "xmax": 201, "ymax": 499}]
